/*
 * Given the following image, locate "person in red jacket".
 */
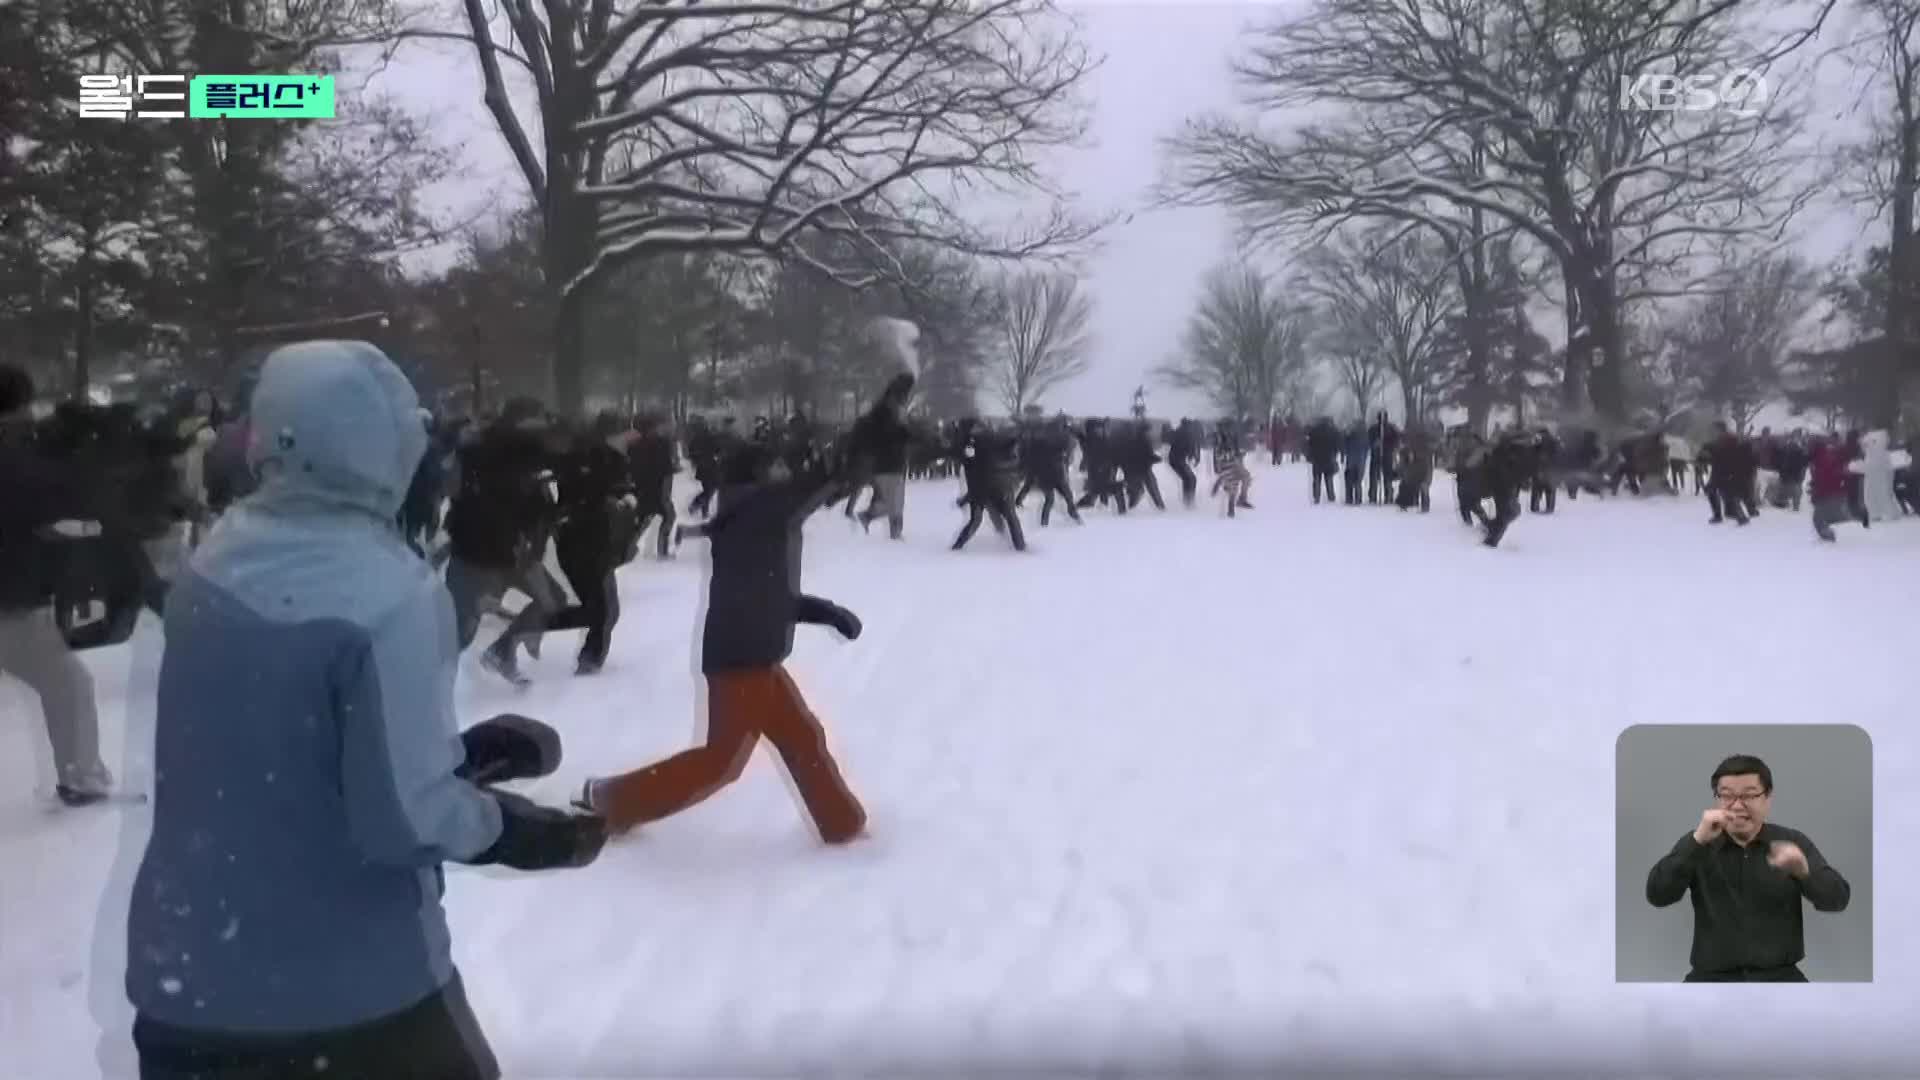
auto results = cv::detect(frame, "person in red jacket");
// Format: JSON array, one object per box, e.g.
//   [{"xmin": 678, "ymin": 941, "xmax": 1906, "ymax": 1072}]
[{"xmin": 1808, "ymin": 435, "xmax": 1865, "ymax": 542}]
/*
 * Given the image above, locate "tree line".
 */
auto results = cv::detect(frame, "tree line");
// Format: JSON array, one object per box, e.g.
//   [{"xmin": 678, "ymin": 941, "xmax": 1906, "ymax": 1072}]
[
  {"xmin": 11, "ymin": 0, "xmax": 1914, "ymax": 433},
  {"xmin": 1157, "ymin": 0, "xmax": 1918, "ymax": 435},
  {"xmin": 0, "ymin": 0, "xmax": 1106, "ymax": 420}
]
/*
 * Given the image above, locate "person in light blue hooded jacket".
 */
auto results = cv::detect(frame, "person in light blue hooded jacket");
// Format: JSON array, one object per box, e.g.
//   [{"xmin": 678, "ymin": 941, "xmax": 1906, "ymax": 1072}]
[{"xmin": 125, "ymin": 341, "xmax": 606, "ymax": 1080}]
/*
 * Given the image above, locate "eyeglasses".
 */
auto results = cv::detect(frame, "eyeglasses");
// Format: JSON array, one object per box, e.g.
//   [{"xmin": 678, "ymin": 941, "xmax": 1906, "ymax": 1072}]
[{"xmin": 1715, "ymin": 791, "xmax": 1768, "ymax": 806}]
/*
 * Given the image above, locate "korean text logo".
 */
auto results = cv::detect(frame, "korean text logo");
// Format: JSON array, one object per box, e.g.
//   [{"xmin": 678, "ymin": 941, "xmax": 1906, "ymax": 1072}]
[{"xmin": 78, "ymin": 75, "xmax": 335, "ymax": 120}]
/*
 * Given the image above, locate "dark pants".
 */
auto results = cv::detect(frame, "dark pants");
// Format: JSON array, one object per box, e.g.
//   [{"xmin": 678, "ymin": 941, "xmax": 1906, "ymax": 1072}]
[
  {"xmin": 545, "ymin": 521, "xmax": 620, "ymax": 667},
  {"xmin": 1076, "ymin": 474, "xmax": 1125, "ymax": 513},
  {"xmin": 1343, "ymin": 466, "xmax": 1363, "ymax": 505},
  {"xmin": 688, "ymin": 472, "xmax": 719, "ymax": 518},
  {"xmin": 1396, "ymin": 475, "xmax": 1431, "ymax": 512},
  {"xmin": 955, "ymin": 493, "xmax": 1026, "ymax": 550},
  {"xmin": 445, "ymin": 556, "xmax": 557, "ymax": 654},
  {"xmin": 633, "ymin": 495, "xmax": 677, "ymax": 558},
  {"xmin": 842, "ymin": 478, "xmax": 871, "ymax": 517},
  {"xmin": 1812, "ymin": 495, "xmax": 1856, "ymax": 541},
  {"xmin": 1529, "ymin": 477, "xmax": 1556, "ymax": 514},
  {"xmin": 1457, "ymin": 476, "xmax": 1481, "ymax": 525},
  {"xmin": 1169, "ymin": 458, "xmax": 1198, "ymax": 506},
  {"xmin": 134, "ymin": 975, "xmax": 498, "ymax": 1080},
  {"xmin": 1481, "ymin": 490, "xmax": 1520, "ymax": 547},
  {"xmin": 1707, "ymin": 481, "xmax": 1749, "ymax": 524},
  {"xmin": 1312, "ymin": 467, "xmax": 1337, "ymax": 504},
  {"xmin": 1022, "ymin": 471, "xmax": 1081, "ymax": 526},
  {"xmin": 1684, "ymin": 964, "xmax": 1806, "ymax": 983},
  {"xmin": 1368, "ymin": 457, "xmax": 1394, "ymax": 504},
  {"xmin": 1124, "ymin": 468, "xmax": 1165, "ymax": 510}
]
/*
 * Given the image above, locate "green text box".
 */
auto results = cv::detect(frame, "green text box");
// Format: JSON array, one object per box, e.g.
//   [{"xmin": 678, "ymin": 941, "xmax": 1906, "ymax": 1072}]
[{"xmin": 189, "ymin": 75, "xmax": 334, "ymax": 119}]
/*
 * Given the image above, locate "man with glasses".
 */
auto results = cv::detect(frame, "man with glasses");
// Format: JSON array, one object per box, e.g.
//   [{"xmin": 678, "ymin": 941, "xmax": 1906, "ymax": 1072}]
[{"xmin": 1645, "ymin": 754, "xmax": 1851, "ymax": 981}]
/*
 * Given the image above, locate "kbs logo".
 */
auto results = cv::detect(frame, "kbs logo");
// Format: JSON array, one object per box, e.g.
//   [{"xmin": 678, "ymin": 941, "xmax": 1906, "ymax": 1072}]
[{"xmin": 1619, "ymin": 71, "xmax": 1767, "ymax": 117}]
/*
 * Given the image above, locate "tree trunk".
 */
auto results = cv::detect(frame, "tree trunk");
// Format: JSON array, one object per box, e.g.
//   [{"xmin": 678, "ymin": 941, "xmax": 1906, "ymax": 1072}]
[
  {"xmin": 1885, "ymin": 85, "xmax": 1918, "ymax": 432},
  {"xmin": 72, "ymin": 222, "xmax": 97, "ymax": 401},
  {"xmin": 1581, "ymin": 273, "xmax": 1627, "ymax": 423},
  {"xmin": 1458, "ymin": 258, "xmax": 1493, "ymax": 433},
  {"xmin": 1559, "ymin": 263, "xmax": 1588, "ymax": 413},
  {"xmin": 544, "ymin": 192, "xmax": 593, "ymax": 415}
]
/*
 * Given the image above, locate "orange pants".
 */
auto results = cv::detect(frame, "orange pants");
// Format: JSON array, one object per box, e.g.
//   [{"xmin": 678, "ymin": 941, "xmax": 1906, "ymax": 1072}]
[{"xmin": 595, "ymin": 666, "xmax": 866, "ymax": 842}]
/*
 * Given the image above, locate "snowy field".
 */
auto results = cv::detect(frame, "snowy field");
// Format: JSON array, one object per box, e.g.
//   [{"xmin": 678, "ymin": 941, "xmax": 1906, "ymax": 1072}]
[{"xmin": 4, "ymin": 462, "xmax": 1918, "ymax": 1078}]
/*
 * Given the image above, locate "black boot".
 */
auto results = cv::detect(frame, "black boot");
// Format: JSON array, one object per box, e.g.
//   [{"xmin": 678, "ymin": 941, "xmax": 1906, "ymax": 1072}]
[{"xmin": 56, "ymin": 785, "xmax": 109, "ymax": 807}]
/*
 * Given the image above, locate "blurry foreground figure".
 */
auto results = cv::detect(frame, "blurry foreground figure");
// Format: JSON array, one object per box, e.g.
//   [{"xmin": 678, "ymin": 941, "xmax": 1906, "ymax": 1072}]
[
  {"xmin": 125, "ymin": 340, "xmax": 604, "ymax": 1080},
  {"xmin": 0, "ymin": 363, "xmax": 113, "ymax": 805}
]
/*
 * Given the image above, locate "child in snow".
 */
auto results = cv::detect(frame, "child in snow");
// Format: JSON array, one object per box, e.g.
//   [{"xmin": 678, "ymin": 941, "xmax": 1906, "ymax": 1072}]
[{"xmin": 580, "ymin": 434, "xmax": 869, "ymax": 844}]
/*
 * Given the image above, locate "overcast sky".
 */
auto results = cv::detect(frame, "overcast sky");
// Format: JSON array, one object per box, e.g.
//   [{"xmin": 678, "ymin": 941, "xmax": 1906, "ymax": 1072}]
[{"xmin": 369, "ymin": 0, "xmax": 1877, "ymax": 419}]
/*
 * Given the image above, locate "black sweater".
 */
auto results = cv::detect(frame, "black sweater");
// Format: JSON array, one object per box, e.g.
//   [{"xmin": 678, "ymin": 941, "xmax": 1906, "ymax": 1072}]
[
  {"xmin": 0, "ymin": 428, "xmax": 92, "ymax": 610},
  {"xmin": 447, "ymin": 425, "xmax": 554, "ymax": 569},
  {"xmin": 1646, "ymin": 823, "xmax": 1850, "ymax": 977},
  {"xmin": 554, "ymin": 440, "xmax": 633, "ymax": 535},
  {"xmin": 625, "ymin": 431, "xmax": 677, "ymax": 500}
]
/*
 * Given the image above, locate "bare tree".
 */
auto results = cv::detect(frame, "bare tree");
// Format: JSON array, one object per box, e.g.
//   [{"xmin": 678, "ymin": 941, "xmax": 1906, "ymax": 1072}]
[
  {"xmin": 1274, "ymin": 362, "xmax": 1330, "ymax": 421},
  {"xmin": 448, "ymin": 0, "xmax": 1102, "ymax": 411},
  {"xmin": 1666, "ymin": 252, "xmax": 1817, "ymax": 431},
  {"xmin": 1299, "ymin": 227, "xmax": 1458, "ymax": 426},
  {"xmin": 1155, "ymin": 262, "xmax": 1311, "ymax": 419},
  {"xmin": 41, "ymin": 0, "xmax": 457, "ymax": 378},
  {"xmin": 882, "ymin": 245, "xmax": 1003, "ymax": 417},
  {"xmin": 1833, "ymin": 0, "xmax": 1920, "ymax": 428},
  {"xmin": 989, "ymin": 269, "xmax": 1093, "ymax": 414},
  {"xmin": 1165, "ymin": 0, "xmax": 1832, "ymax": 423}
]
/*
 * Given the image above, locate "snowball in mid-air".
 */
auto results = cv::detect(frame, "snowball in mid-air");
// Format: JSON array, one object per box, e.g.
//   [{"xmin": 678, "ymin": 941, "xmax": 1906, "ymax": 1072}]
[{"xmin": 868, "ymin": 317, "xmax": 921, "ymax": 379}]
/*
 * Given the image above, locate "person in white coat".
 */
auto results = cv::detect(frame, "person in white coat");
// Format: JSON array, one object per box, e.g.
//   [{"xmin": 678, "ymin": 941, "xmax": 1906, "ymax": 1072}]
[{"xmin": 1854, "ymin": 429, "xmax": 1901, "ymax": 522}]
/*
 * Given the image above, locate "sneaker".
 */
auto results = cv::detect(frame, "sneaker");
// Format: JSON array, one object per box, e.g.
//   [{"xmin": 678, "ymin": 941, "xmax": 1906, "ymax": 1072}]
[{"xmin": 480, "ymin": 648, "xmax": 530, "ymax": 688}]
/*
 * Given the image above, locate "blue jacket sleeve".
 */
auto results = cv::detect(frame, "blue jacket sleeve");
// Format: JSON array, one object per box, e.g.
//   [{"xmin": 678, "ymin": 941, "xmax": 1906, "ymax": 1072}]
[{"xmin": 336, "ymin": 578, "xmax": 504, "ymax": 866}]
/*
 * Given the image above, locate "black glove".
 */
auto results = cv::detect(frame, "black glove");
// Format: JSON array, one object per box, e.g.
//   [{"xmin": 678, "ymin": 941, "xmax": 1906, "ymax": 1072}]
[
  {"xmin": 455, "ymin": 714, "xmax": 562, "ymax": 787},
  {"xmin": 472, "ymin": 791, "xmax": 607, "ymax": 871},
  {"xmin": 795, "ymin": 593, "xmax": 860, "ymax": 641}
]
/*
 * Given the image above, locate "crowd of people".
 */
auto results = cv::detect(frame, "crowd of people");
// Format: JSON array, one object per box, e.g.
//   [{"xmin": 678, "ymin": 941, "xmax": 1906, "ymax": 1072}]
[
  {"xmin": 1, "ymin": 342, "xmax": 1916, "ymax": 1076},
  {"xmin": 1267, "ymin": 413, "xmax": 1917, "ymax": 548}
]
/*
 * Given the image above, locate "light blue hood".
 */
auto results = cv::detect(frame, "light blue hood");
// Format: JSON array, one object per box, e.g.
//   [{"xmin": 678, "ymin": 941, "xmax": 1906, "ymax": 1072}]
[
  {"xmin": 245, "ymin": 340, "xmax": 427, "ymax": 519},
  {"xmin": 128, "ymin": 338, "xmax": 503, "ymax": 1036}
]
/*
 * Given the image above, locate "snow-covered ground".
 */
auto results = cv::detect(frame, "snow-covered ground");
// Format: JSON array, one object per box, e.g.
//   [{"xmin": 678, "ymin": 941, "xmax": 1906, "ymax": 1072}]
[{"xmin": 4, "ymin": 463, "xmax": 1917, "ymax": 1078}]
